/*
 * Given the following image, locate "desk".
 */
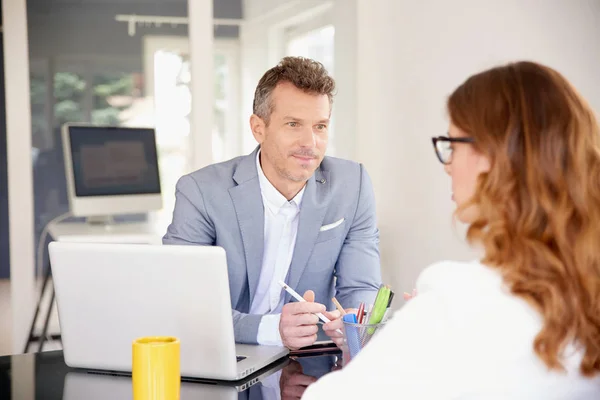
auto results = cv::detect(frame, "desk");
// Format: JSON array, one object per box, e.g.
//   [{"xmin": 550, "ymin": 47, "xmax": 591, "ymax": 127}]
[{"xmin": 0, "ymin": 350, "xmax": 340, "ymax": 399}]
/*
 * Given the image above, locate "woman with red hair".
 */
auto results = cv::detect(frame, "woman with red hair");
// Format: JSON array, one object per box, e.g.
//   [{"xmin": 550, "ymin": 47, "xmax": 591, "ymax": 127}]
[{"xmin": 303, "ymin": 61, "xmax": 600, "ymax": 399}]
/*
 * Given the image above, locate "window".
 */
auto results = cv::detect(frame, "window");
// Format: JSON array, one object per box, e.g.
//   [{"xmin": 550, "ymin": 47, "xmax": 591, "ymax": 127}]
[
  {"xmin": 286, "ymin": 25, "xmax": 334, "ymax": 74},
  {"xmin": 144, "ymin": 37, "xmax": 241, "ymax": 224},
  {"xmin": 213, "ymin": 41, "xmax": 241, "ymax": 163}
]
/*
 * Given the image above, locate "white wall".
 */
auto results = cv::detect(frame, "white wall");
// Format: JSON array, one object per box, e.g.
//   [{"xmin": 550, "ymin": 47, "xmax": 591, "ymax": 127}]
[
  {"xmin": 346, "ymin": 0, "xmax": 600, "ymax": 302},
  {"xmin": 331, "ymin": 0, "xmax": 357, "ymax": 160}
]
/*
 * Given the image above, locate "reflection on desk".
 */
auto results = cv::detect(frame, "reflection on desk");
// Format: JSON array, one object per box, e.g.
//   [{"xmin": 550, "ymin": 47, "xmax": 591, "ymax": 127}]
[{"xmin": 0, "ymin": 350, "xmax": 341, "ymax": 400}]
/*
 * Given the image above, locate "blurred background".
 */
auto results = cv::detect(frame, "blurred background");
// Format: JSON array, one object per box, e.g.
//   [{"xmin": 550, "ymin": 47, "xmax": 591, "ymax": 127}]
[{"xmin": 1, "ymin": 0, "xmax": 599, "ymax": 355}]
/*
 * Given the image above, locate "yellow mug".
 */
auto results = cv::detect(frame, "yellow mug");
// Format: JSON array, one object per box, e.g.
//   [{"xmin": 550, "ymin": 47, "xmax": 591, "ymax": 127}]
[{"xmin": 132, "ymin": 336, "xmax": 180, "ymax": 400}]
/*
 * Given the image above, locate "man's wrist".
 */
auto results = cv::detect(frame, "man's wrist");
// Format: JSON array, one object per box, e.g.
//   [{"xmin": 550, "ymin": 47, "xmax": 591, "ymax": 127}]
[{"xmin": 256, "ymin": 313, "xmax": 283, "ymax": 346}]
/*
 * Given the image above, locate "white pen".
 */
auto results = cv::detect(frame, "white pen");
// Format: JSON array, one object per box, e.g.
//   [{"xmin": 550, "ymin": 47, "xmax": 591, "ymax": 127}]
[{"xmin": 278, "ymin": 280, "xmax": 343, "ymax": 335}]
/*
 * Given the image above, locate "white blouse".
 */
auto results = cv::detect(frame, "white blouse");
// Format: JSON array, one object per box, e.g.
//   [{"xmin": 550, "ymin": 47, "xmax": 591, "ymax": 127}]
[{"xmin": 302, "ymin": 260, "xmax": 600, "ymax": 399}]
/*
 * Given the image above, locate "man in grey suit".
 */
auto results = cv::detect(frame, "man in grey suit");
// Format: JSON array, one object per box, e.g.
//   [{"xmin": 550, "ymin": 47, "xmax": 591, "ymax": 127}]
[{"xmin": 163, "ymin": 56, "xmax": 381, "ymax": 350}]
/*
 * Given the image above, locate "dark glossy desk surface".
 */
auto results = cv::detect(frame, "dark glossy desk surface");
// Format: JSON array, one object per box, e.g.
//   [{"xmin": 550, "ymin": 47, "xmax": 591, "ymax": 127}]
[{"xmin": 0, "ymin": 350, "xmax": 341, "ymax": 399}]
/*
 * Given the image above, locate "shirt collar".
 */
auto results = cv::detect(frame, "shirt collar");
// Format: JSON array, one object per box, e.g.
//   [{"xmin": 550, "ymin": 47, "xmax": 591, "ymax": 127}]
[{"xmin": 256, "ymin": 149, "xmax": 305, "ymax": 212}]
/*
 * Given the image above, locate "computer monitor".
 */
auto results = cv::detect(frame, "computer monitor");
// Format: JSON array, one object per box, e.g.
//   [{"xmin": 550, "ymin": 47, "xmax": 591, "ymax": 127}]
[{"xmin": 62, "ymin": 124, "xmax": 162, "ymax": 222}]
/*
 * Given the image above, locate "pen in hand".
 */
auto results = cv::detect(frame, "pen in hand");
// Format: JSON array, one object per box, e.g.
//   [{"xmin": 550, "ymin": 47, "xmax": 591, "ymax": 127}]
[{"xmin": 279, "ymin": 281, "xmax": 343, "ymax": 335}]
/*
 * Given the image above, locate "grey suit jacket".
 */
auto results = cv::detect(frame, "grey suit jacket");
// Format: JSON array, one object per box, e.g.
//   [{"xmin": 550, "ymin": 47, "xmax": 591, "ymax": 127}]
[{"xmin": 163, "ymin": 147, "xmax": 381, "ymax": 344}]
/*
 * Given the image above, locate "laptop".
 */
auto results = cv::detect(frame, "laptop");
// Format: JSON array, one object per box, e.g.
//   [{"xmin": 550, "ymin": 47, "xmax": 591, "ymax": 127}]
[{"xmin": 48, "ymin": 242, "xmax": 289, "ymax": 381}]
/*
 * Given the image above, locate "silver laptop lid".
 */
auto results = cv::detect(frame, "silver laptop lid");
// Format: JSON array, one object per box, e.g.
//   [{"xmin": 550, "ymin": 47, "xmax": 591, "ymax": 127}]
[{"xmin": 49, "ymin": 242, "xmax": 238, "ymax": 380}]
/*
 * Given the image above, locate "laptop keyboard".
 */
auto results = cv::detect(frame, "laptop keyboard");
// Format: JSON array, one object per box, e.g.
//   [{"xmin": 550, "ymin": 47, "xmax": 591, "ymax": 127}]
[{"xmin": 236, "ymin": 356, "xmax": 247, "ymax": 363}]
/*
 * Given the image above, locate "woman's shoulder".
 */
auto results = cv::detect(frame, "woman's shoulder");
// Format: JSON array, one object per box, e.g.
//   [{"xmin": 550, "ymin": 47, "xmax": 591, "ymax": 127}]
[
  {"xmin": 411, "ymin": 259, "xmax": 540, "ymax": 329},
  {"xmin": 416, "ymin": 259, "xmax": 505, "ymax": 295},
  {"xmin": 407, "ymin": 259, "xmax": 548, "ymax": 355}
]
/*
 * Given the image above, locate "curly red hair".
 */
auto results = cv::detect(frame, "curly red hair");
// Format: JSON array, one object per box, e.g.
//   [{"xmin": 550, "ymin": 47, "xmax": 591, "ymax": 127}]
[{"xmin": 448, "ymin": 61, "xmax": 600, "ymax": 376}]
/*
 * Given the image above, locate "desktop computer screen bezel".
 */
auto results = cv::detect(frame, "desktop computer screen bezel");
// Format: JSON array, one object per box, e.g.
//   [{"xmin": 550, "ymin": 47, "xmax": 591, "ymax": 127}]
[{"xmin": 61, "ymin": 123, "xmax": 163, "ymax": 218}]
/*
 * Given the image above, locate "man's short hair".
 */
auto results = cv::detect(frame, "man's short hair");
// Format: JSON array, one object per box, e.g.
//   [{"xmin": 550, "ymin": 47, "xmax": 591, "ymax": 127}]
[{"xmin": 252, "ymin": 56, "xmax": 336, "ymax": 124}]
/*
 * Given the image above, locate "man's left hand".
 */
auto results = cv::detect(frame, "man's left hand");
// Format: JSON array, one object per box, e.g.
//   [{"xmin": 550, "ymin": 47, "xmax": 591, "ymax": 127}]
[{"xmin": 322, "ymin": 308, "xmax": 357, "ymax": 348}]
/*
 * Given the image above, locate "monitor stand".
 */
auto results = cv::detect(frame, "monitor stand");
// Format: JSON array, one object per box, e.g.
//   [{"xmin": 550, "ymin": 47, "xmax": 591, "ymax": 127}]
[{"xmin": 47, "ymin": 216, "xmax": 164, "ymax": 244}]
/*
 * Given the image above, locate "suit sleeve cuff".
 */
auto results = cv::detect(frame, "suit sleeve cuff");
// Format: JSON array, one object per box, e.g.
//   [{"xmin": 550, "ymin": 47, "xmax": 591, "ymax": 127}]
[{"xmin": 256, "ymin": 314, "xmax": 283, "ymax": 346}]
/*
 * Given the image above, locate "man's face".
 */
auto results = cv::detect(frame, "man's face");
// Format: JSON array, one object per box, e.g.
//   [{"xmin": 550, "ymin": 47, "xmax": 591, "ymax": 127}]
[{"xmin": 252, "ymin": 81, "xmax": 330, "ymax": 183}]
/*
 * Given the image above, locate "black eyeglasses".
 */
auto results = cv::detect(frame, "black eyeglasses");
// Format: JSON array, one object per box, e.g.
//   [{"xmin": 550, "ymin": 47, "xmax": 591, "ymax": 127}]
[{"xmin": 431, "ymin": 136, "xmax": 475, "ymax": 164}]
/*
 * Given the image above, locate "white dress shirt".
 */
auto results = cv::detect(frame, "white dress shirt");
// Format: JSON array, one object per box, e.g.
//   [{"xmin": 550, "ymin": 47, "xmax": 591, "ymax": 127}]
[
  {"xmin": 303, "ymin": 260, "xmax": 600, "ymax": 399},
  {"xmin": 251, "ymin": 150, "xmax": 305, "ymax": 346}
]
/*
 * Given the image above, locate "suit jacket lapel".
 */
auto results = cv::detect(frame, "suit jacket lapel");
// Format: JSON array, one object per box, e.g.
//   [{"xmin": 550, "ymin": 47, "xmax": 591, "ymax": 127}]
[
  {"xmin": 286, "ymin": 167, "xmax": 330, "ymax": 299},
  {"xmin": 229, "ymin": 148, "xmax": 264, "ymax": 307}
]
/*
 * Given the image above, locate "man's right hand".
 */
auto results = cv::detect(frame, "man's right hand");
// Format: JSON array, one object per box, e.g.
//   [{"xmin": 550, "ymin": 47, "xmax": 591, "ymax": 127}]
[{"xmin": 279, "ymin": 290, "xmax": 326, "ymax": 350}]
